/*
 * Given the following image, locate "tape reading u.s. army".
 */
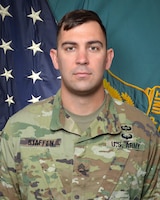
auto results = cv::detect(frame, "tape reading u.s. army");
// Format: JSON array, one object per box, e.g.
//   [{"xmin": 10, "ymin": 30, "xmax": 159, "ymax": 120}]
[
  {"xmin": 111, "ymin": 141, "xmax": 141, "ymax": 149},
  {"xmin": 20, "ymin": 138, "xmax": 61, "ymax": 147}
]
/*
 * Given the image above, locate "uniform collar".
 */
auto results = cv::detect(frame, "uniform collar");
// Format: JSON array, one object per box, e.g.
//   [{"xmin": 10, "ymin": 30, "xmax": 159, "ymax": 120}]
[{"xmin": 50, "ymin": 90, "xmax": 122, "ymax": 137}]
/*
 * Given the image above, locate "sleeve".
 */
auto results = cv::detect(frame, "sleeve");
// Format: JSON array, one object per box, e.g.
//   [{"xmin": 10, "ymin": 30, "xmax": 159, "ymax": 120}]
[
  {"xmin": 0, "ymin": 131, "xmax": 21, "ymax": 200},
  {"xmin": 142, "ymin": 129, "xmax": 160, "ymax": 199}
]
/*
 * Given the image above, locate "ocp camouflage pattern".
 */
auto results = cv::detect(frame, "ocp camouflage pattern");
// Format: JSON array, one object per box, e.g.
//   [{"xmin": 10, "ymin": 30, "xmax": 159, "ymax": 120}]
[{"xmin": 0, "ymin": 90, "xmax": 159, "ymax": 200}]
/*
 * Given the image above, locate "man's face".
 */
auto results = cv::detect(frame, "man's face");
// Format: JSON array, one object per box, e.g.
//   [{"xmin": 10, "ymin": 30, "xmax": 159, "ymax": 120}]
[{"xmin": 50, "ymin": 21, "xmax": 113, "ymax": 96}]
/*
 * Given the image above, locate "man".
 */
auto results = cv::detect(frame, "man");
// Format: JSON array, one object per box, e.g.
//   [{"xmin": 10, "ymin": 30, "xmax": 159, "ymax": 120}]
[{"xmin": 0, "ymin": 10, "xmax": 159, "ymax": 200}]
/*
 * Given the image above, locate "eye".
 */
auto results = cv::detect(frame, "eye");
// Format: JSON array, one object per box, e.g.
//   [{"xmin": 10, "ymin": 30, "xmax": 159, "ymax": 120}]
[
  {"xmin": 65, "ymin": 46, "xmax": 76, "ymax": 52},
  {"xmin": 89, "ymin": 45, "xmax": 100, "ymax": 52}
]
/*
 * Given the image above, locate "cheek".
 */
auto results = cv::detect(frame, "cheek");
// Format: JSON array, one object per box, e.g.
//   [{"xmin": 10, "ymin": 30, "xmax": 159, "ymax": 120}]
[
  {"xmin": 91, "ymin": 54, "xmax": 107, "ymax": 66},
  {"xmin": 58, "ymin": 62, "xmax": 72, "ymax": 77},
  {"xmin": 94, "ymin": 65, "xmax": 106, "ymax": 80},
  {"xmin": 93, "ymin": 59, "xmax": 107, "ymax": 72},
  {"xmin": 58, "ymin": 54, "xmax": 75, "ymax": 67}
]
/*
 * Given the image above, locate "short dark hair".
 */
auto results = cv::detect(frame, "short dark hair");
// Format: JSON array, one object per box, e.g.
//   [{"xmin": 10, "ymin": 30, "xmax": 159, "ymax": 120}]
[{"xmin": 57, "ymin": 9, "xmax": 107, "ymax": 45}]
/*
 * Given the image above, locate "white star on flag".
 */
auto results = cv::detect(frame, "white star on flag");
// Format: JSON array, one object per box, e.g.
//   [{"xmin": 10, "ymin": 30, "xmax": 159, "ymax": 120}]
[
  {"xmin": 27, "ymin": 7, "xmax": 43, "ymax": 24},
  {"xmin": 27, "ymin": 70, "xmax": 42, "ymax": 84},
  {"xmin": 27, "ymin": 40, "xmax": 43, "ymax": 55},
  {"xmin": 0, "ymin": 0, "xmax": 61, "ymax": 131},
  {"xmin": 0, "ymin": 39, "xmax": 14, "ymax": 54},
  {"xmin": 1, "ymin": 68, "xmax": 14, "ymax": 81},
  {"xmin": 5, "ymin": 94, "xmax": 15, "ymax": 106},
  {"xmin": 0, "ymin": 4, "xmax": 12, "ymax": 21},
  {"xmin": 28, "ymin": 95, "xmax": 41, "ymax": 103}
]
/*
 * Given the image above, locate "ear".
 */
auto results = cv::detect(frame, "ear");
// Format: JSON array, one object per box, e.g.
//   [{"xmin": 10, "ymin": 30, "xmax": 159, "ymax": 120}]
[
  {"xmin": 105, "ymin": 48, "xmax": 114, "ymax": 70},
  {"xmin": 50, "ymin": 49, "xmax": 59, "ymax": 70}
]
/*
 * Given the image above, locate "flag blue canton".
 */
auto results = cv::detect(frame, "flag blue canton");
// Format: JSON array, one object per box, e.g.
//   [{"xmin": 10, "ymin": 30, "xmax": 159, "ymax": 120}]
[{"xmin": 0, "ymin": 0, "xmax": 61, "ymax": 130}]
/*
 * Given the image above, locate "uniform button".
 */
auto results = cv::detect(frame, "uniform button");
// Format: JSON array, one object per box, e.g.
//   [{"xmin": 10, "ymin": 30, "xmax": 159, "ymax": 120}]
[{"xmin": 74, "ymin": 195, "xmax": 80, "ymax": 199}]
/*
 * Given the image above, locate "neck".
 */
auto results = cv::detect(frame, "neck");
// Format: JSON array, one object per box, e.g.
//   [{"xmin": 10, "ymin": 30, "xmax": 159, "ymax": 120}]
[{"xmin": 61, "ymin": 88, "xmax": 105, "ymax": 116}]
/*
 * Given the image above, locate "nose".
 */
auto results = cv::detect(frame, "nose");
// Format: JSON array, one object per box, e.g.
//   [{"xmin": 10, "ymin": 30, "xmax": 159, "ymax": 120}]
[{"xmin": 76, "ymin": 48, "xmax": 89, "ymax": 65}]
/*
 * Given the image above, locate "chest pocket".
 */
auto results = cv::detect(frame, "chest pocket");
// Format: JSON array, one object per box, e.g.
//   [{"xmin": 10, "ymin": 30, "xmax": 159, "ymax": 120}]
[
  {"xmin": 72, "ymin": 134, "xmax": 145, "ymax": 199},
  {"xmin": 20, "ymin": 146, "xmax": 68, "ymax": 200}
]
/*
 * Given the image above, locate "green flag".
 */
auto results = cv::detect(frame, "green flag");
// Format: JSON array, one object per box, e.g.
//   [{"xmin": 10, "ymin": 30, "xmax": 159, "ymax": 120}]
[{"xmin": 48, "ymin": 0, "xmax": 160, "ymax": 132}]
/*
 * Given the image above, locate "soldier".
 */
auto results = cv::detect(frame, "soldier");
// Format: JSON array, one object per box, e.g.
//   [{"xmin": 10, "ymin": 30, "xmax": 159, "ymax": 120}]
[{"xmin": 0, "ymin": 9, "xmax": 159, "ymax": 200}]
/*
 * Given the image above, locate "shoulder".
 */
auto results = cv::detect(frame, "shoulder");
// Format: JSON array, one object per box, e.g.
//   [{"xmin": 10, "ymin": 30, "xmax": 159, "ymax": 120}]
[
  {"xmin": 11, "ymin": 96, "xmax": 55, "ymax": 120},
  {"xmin": 2, "ymin": 96, "xmax": 55, "ymax": 136}
]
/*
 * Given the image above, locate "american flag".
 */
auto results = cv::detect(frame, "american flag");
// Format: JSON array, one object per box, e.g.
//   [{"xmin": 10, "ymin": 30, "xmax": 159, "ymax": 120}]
[{"xmin": 0, "ymin": 0, "xmax": 61, "ymax": 130}]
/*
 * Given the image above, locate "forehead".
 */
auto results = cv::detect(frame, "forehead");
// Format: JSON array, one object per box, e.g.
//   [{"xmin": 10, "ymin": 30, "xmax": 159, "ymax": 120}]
[{"xmin": 58, "ymin": 21, "xmax": 106, "ymax": 44}]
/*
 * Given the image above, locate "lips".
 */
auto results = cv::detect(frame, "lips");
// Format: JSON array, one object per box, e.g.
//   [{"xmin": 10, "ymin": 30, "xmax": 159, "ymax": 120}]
[{"xmin": 74, "ymin": 72, "xmax": 91, "ymax": 78}]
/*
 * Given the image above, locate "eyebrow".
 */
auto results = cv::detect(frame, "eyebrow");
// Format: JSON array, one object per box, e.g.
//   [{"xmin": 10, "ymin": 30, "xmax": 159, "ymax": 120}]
[
  {"xmin": 61, "ymin": 42, "xmax": 77, "ymax": 47},
  {"xmin": 61, "ymin": 40, "xmax": 103, "ymax": 47},
  {"xmin": 88, "ymin": 40, "xmax": 103, "ymax": 47}
]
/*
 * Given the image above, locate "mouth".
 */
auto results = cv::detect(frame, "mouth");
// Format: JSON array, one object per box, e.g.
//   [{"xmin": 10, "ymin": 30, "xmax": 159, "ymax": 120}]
[{"xmin": 73, "ymin": 72, "xmax": 91, "ymax": 78}]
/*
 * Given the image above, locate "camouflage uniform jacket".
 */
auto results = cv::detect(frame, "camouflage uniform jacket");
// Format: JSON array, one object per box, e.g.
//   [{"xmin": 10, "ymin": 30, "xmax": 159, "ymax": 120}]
[{"xmin": 0, "ymin": 90, "xmax": 159, "ymax": 200}]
